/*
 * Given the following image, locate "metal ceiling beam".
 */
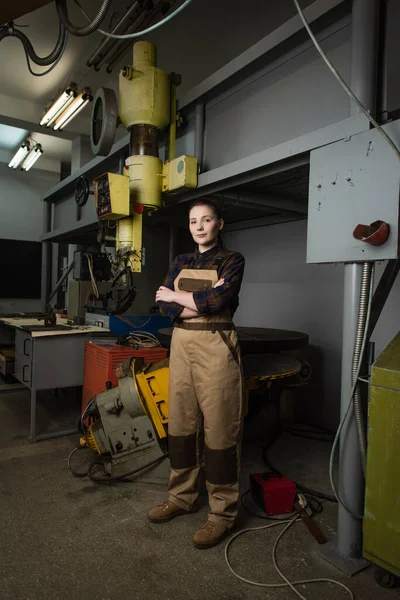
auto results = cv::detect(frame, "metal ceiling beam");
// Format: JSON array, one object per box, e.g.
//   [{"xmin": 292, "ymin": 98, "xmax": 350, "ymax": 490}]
[
  {"xmin": 178, "ymin": 0, "xmax": 348, "ymax": 110},
  {"xmin": 212, "ymin": 188, "xmax": 308, "ymax": 214},
  {"xmin": 223, "ymin": 213, "xmax": 305, "ymax": 232},
  {"xmin": 0, "ymin": 114, "xmax": 77, "ymax": 142}
]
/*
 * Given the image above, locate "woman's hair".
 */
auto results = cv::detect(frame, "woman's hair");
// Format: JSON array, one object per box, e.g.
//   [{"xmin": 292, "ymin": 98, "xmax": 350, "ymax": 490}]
[
  {"xmin": 188, "ymin": 198, "xmax": 223, "ymax": 221},
  {"xmin": 188, "ymin": 198, "xmax": 225, "ymax": 247}
]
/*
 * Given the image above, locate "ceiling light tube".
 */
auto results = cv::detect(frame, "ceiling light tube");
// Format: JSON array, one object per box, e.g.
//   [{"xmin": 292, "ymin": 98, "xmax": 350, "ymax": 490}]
[
  {"xmin": 8, "ymin": 142, "xmax": 30, "ymax": 169},
  {"xmin": 53, "ymin": 88, "xmax": 93, "ymax": 131},
  {"xmin": 21, "ymin": 145, "xmax": 43, "ymax": 172},
  {"xmin": 57, "ymin": 98, "xmax": 91, "ymax": 130},
  {"xmin": 40, "ymin": 84, "xmax": 77, "ymax": 127}
]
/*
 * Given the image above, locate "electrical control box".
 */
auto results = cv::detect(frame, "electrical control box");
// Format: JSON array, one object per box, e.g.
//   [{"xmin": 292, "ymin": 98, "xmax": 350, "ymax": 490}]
[
  {"xmin": 73, "ymin": 251, "xmax": 112, "ymax": 281},
  {"xmin": 162, "ymin": 155, "xmax": 198, "ymax": 193},
  {"xmin": 250, "ymin": 472, "xmax": 296, "ymax": 516},
  {"xmin": 307, "ymin": 120, "xmax": 400, "ymax": 264},
  {"xmin": 93, "ymin": 172, "xmax": 130, "ymax": 219}
]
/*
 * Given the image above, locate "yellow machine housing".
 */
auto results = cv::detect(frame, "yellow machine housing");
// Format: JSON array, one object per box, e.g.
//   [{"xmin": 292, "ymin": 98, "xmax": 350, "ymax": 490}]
[
  {"xmin": 363, "ymin": 330, "xmax": 400, "ymax": 577},
  {"xmin": 94, "ymin": 172, "xmax": 130, "ymax": 220},
  {"xmin": 119, "ymin": 41, "xmax": 170, "ymax": 130},
  {"xmin": 162, "ymin": 155, "xmax": 198, "ymax": 192},
  {"xmin": 134, "ymin": 359, "xmax": 169, "ymax": 440},
  {"xmin": 93, "ymin": 40, "xmax": 198, "ymax": 278}
]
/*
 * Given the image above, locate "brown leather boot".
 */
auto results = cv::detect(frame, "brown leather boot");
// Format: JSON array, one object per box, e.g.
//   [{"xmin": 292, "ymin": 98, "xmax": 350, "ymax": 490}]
[
  {"xmin": 148, "ymin": 500, "xmax": 196, "ymax": 523},
  {"xmin": 193, "ymin": 520, "xmax": 231, "ymax": 549}
]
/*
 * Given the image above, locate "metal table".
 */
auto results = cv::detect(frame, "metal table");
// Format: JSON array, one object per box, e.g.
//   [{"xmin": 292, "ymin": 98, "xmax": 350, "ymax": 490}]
[{"xmin": 0, "ymin": 317, "xmax": 109, "ymax": 442}]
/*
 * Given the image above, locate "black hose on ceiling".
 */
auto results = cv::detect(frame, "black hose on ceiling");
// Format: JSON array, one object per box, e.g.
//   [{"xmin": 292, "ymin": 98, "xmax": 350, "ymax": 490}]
[
  {"xmin": 7, "ymin": 20, "xmax": 67, "ymax": 66},
  {"xmin": 55, "ymin": 0, "xmax": 112, "ymax": 37}
]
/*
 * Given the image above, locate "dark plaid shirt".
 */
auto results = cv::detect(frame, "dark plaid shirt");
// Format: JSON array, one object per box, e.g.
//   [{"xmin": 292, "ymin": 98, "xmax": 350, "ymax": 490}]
[{"xmin": 158, "ymin": 243, "xmax": 245, "ymax": 321}]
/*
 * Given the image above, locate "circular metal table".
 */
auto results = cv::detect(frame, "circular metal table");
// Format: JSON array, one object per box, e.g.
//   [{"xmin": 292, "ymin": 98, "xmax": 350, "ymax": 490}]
[{"xmin": 157, "ymin": 327, "xmax": 308, "ymax": 354}]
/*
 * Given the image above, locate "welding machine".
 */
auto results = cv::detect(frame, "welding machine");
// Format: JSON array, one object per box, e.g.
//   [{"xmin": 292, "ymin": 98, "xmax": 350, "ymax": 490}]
[{"xmin": 250, "ymin": 472, "xmax": 297, "ymax": 516}]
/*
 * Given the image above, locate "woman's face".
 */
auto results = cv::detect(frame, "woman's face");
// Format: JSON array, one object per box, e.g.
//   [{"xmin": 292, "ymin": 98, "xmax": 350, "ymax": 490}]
[{"xmin": 189, "ymin": 204, "xmax": 223, "ymax": 249}]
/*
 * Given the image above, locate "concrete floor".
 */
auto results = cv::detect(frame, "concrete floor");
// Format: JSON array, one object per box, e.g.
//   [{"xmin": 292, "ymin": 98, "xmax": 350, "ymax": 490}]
[{"xmin": 0, "ymin": 386, "xmax": 399, "ymax": 600}]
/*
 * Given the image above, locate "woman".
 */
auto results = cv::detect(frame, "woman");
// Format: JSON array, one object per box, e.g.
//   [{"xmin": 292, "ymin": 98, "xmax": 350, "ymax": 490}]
[{"xmin": 148, "ymin": 199, "xmax": 245, "ymax": 549}]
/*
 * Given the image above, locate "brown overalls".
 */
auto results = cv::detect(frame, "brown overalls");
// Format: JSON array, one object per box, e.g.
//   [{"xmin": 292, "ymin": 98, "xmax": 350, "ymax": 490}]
[{"xmin": 167, "ymin": 260, "xmax": 244, "ymax": 527}]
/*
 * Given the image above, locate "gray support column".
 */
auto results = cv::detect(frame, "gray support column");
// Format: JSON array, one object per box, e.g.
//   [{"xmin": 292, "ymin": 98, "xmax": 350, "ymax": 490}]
[
  {"xmin": 194, "ymin": 102, "xmax": 205, "ymax": 172},
  {"xmin": 321, "ymin": 0, "xmax": 379, "ymax": 575},
  {"xmin": 337, "ymin": 264, "xmax": 365, "ymax": 556},
  {"xmin": 41, "ymin": 200, "xmax": 52, "ymax": 311},
  {"xmin": 349, "ymin": 0, "xmax": 379, "ymax": 118}
]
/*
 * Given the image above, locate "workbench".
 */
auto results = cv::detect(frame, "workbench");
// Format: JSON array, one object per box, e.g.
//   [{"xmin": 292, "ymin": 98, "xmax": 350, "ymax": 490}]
[{"xmin": 0, "ymin": 317, "xmax": 110, "ymax": 442}]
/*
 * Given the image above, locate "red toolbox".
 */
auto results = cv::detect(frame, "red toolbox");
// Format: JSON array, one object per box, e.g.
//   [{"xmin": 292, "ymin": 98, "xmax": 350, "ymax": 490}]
[{"xmin": 82, "ymin": 341, "xmax": 168, "ymax": 414}]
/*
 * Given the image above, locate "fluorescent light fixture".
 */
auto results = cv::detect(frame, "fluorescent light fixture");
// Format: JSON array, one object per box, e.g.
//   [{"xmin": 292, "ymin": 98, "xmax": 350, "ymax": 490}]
[
  {"xmin": 8, "ymin": 141, "xmax": 30, "ymax": 169},
  {"xmin": 21, "ymin": 144, "xmax": 43, "ymax": 172},
  {"xmin": 53, "ymin": 88, "xmax": 93, "ymax": 131},
  {"xmin": 40, "ymin": 84, "xmax": 77, "ymax": 127}
]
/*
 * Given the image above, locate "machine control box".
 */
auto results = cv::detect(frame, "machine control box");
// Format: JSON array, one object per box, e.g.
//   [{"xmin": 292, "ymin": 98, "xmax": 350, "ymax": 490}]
[
  {"xmin": 162, "ymin": 155, "xmax": 198, "ymax": 192},
  {"xmin": 94, "ymin": 172, "xmax": 130, "ymax": 219}
]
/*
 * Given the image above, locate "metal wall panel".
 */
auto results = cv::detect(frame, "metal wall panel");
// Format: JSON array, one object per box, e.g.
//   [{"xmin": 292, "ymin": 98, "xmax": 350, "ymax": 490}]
[
  {"xmin": 307, "ymin": 120, "xmax": 400, "ymax": 263},
  {"xmin": 204, "ymin": 21, "xmax": 351, "ymax": 171}
]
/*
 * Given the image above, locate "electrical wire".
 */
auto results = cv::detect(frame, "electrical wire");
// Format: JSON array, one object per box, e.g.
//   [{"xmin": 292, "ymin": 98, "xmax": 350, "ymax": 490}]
[
  {"xmin": 126, "ymin": 331, "xmax": 162, "ymax": 348},
  {"xmin": 284, "ymin": 429, "xmax": 334, "ymax": 442},
  {"xmin": 241, "ymin": 489, "xmax": 323, "ymax": 521},
  {"xmin": 12, "ymin": 19, "xmax": 67, "ymax": 66},
  {"xmin": 95, "ymin": 0, "xmax": 194, "ymax": 40},
  {"xmin": 67, "ymin": 446, "xmax": 90, "ymax": 478},
  {"xmin": 115, "ymin": 314, "xmax": 153, "ymax": 332},
  {"xmin": 292, "ymin": 0, "xmax": 400, "ymax": 163},
  {"xmin": 85, "ymin": 253, "xmax": 99, "ymax": 299},
  {"xmin": 328, "ymin": 264, "xmax": 375, "ymax": 519},
  {"xmin": 262, "ymin": 445, "xmax": 337, "ymax": 503},
  {"xmin": 87, "ymin": 453, "xmax": 168, "ymax": 483},
  {"xmin": 23, "ymin": 30, "xmax": 68, "ymax": 77},
  {"xmin": 56, "ymin": 0, "xmax": 112, "ymax": 37},
  {"xmin": 224, "ymin": 517, "xmax": 354, "ymax": 599}
]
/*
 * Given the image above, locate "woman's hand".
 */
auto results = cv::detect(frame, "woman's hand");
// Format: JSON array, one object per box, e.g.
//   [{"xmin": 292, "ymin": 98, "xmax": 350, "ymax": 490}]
[
  {"xmin": 214, "ymin": 278, "xmax": 225, "ymax": 288},
  {"xmin": 156, "ymin": 286, "xmax": 176, "ymax": 303}
]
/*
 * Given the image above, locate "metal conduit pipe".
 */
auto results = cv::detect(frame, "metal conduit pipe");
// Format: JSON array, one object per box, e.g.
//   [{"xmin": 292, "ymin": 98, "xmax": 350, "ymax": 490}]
[
  {"xmin": 105, "ymin": 0, "xmax": 166, "ymax": 72},
  {"xmin": 105, "ymin": 38, "xmax": 133, "ymax": 72},
  {"xmin": 95, "ymin": 15, "xmax": 143, "ymax": 71},
  {"xmin": 6, "ymin": 21, "xmax": 66, "ymax": 65},
  {"xmin": 352, "ymin": 262, "xmax": 373, "ymax": 475},
  {"xmin": 48, "ymin": 261, "xmax": 75, "ymax": 305},
  {"xmin": 56, "ymin": 0, "xmax": 112, "ymax": 37},
  {"xmin": 87, "ymin": 1, "xmax": 139, "ymax": 66},
  {"xmin": 92, "ymin": 8, "xmax": 146, "ymax": 70}
]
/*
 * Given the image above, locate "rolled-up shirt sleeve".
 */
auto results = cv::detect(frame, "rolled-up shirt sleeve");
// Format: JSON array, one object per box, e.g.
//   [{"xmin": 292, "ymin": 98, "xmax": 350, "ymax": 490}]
[
  {"xmin": 192, "ymin": 253, "xmax": 245, "ymax": 315},
  {"xmin": 157, "ymin": 257, "xmax": 184, "ymax": 321}
]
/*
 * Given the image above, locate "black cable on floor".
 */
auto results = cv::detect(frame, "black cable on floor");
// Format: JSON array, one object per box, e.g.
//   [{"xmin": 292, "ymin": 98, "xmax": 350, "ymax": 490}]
[
  {"xmin": 67, "ymin": 446, "xmax": 90, "ymax": 478},
  {"xmin": 261, "ymin": 445, "xmax": 338, "ymax": 504},
  {"xmin": 87, "ymin": 454, "xmax": 168, "ymax": 484}
]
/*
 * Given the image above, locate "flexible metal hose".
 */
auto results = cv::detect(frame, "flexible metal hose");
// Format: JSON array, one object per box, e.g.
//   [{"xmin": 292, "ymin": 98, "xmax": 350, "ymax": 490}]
[
  {"xmin": 11, "ymin": 20, "xmax": 66, "ymax": 66},
  {"xmin": 352, "ymin": 262, "xmax": 373, "ymax": 475},
  {"xmin": 55, "ymin": 0, "xmax": 112, "ymax": 37},
  {"xmin": 0, "ymin": 28, "xmax": 9, "ymax": 42}
]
